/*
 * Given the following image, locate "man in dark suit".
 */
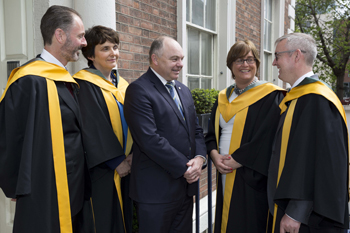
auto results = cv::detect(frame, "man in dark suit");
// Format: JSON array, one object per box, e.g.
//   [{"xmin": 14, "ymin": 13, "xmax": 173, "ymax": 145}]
[{"xmin": 124, "ymin": 36, "xmax": 207, "ymax": 233}]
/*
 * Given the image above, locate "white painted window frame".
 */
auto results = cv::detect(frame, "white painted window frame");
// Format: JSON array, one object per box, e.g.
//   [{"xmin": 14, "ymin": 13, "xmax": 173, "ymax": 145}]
[{"xmin": 177, "ymin": 0, "xmax": 236, "ymax": 91}]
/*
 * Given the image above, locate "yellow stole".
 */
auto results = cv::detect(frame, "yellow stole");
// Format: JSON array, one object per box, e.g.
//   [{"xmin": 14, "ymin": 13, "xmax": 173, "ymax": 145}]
[
  {"xmin": 1, "ymin": 60, "xmax": 78, "ymax": 233},
  {"xmin": 214, "ymin": 82, "xmax": 284, "ymax": 233},
  {"xmin": 272, "ymin": 81, "xmax": 348, "ymax": 233},
  {"xmin": 74, "ymin": 69, "xmax": 133, "ymax": 231}
]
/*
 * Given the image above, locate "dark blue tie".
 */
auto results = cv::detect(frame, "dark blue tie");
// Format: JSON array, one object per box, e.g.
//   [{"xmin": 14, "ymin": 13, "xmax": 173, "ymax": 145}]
[{"xmin": 165, "ymin": 82, "xmax": 185, "ymax": 121}]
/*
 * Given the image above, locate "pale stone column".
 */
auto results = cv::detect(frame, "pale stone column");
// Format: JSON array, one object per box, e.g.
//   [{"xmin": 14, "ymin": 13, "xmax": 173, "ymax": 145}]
[{"xmin": 72, "ymin": 0, "xmax": 116, "ymax": 73}]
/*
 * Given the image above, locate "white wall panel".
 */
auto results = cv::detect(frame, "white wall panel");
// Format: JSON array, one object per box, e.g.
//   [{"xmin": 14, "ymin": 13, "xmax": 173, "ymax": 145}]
[{"xmin": 3, "ymin": 0, "xmax": 27, "ymax": 59}]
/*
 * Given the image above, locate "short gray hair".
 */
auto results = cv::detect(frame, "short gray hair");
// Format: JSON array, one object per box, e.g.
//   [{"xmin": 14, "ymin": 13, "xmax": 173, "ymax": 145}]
[{"xmin": 275, "ymin": 33, "xmax": 317, "ymax": 66}]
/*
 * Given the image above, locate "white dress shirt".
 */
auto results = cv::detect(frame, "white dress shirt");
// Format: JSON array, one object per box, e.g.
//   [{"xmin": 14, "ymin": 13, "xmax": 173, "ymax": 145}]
[
  {"xmin": 218, "ymin": 91, "xmax": 239, "ymax": 194},
  {"xmin": 40, "ymin": 49, "xmax": 66, "ymax": 69},
  {"xmin": 291, "ymin": 71, "xmax": 315, "ymax": 89},
  {"xmin": 150, "ymin": 67, "xmax": 183, "ymax": 109}
]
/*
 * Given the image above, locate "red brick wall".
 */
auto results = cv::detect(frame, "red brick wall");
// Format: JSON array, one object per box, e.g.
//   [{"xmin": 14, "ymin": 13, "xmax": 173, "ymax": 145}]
[
  {"xmin": 235, "ymin": 0, "xmax": 261, "ymax": 53},
  {"xmin": 116, "ymin": 0, "xmax": 177, "ymax": 83}
]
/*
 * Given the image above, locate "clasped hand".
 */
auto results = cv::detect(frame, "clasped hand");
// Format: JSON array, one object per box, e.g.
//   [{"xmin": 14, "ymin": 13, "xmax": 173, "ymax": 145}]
[
  {"xmin": 116, "ymin": 153, "xmax": 133, "ymax": 178},
  {"xmin": 183, "ymin": 157, "xmax": 205, "ymax": 184},
  {"xmin": 210, "ymin": 150, "xmax": 242, "ymax": 174}
]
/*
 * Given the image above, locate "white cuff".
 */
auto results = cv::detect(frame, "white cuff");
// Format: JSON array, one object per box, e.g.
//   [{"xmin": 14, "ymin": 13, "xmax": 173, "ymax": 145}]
[{"xmin": 195, "ymin": 155, "xmax": 207, "ymax": 166}]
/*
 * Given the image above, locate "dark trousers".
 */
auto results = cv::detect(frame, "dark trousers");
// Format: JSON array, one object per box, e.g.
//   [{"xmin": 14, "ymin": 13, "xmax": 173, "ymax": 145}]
[{"xmin": 137, "ymin": 195, "xmax": 193, "ymax": 233}]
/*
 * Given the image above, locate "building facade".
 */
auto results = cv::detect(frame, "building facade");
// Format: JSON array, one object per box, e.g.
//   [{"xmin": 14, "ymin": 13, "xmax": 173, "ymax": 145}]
[{"xmin": 0, "ymin": 0, "xmax": 294, "ymax": 232}]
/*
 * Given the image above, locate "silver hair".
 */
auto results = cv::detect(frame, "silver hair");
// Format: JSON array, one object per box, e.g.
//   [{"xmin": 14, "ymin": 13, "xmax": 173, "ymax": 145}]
[{"xmin": 275, "ymin": 33, "xmax": 317, "ymax": 66}]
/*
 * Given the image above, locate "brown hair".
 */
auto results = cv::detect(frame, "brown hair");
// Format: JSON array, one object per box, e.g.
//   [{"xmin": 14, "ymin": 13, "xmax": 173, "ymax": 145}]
[
  {"xmin": 40, "ymin": 5, "xmax": 82, "ymax": 46},
  {"xmin": 226, "ymin": 40, "xmax": 260, "ymax": 79},
  {"xmin": 82, "ymin": 25, "xmax": 120, "ymax": 67}
]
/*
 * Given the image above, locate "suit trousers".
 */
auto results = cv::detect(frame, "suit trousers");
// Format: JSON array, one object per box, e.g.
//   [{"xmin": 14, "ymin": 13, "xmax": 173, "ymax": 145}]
[{"xmin": 137, "ymin": 194, "xmax": 193, "ymax": 233}]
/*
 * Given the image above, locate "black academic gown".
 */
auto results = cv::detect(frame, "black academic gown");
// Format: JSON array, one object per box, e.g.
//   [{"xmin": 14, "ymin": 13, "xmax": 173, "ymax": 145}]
[
  {"xmin": 206, "ymin": 83, "xmax": 285, "ymax": 233},
  {"xmin": 267, "ymin": 78, "xmax": 349, "ymax": 233},
  {"xmin": 0, "ymin": 59, "xmax": 89, "ymax": 233},
  {"xmin": 75, "ymin": 69, "xmax": 133, "ymax": 233}
]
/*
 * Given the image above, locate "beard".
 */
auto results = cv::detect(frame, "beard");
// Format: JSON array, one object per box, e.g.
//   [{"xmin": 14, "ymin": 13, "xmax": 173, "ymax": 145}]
[{"xmin": 61, "ymin": 37, "xmax": 82, "ymax": 62}]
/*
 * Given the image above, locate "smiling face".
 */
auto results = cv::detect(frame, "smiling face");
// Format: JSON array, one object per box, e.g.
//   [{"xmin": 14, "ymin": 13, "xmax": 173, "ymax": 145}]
[
  {"xmin": 61, "ymin": 15, "xmax": 87, "ymax": 63},
  {"xmin": 230, "ymin": 51, "xmax": 257, "ymax": 85},
  {"xmin": 152, "ymin": 38, "xmax": 184, "ymax": 81},
  {"xmin": 89, "ymin": 41, "xmax": 119, "ymax": 76},
  {"xmin": 272, "ymin": 39, "xmax": 295, "ymax": 84}
]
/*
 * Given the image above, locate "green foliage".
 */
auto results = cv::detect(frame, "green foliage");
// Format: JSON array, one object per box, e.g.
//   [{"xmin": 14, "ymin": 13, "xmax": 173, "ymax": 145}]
[
  {"xmin": 191, "ymin": 88, "xmax": 219, "ymax": 114},
  {"xmin": 295, "ymin": 0, "xmax": 350, "ymax": 99}
]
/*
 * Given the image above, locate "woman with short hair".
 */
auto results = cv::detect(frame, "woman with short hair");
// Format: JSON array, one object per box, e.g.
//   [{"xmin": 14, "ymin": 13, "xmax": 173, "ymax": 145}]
[
  {"xmin": 74, "ymin": 25, "xmax": 133, "ymax": 233},
  {"xmin": 205, "ymin": 40, "xmax": 285, "ymax": 232}
]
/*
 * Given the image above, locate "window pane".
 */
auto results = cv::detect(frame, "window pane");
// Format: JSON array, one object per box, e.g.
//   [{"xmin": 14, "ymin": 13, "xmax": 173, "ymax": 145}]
[
  {"xmin": 192, "ymin": 0, "xmax": 204, "ymax": 27},
  {"xmin": 201, "ymin": 78, "xmax": 212, "ymax": 89},
  {"xmin": 264, "ymin": 0, "xmax": 272, "ymax": 21},
  {"xmin": 205, "ymin": 0, "xmax": 216, "ymax": 30},
  {"xmin": 264, "ymin": 20, "xmax": 272, "ymax": 51},
  {"xmin": 344, "ymin": 82, "xmax": 350, "ymax": 97},
  {"xmin": 201, "ymin": 32, "xmax": 212, "ymax": 76},
  {"xmin": 188, "ymin": 77, "xmax": 200, "ymax": 90},
  {"xmin": 188, "ymin": 28, "xmax": 200, "ymax": 75},
  {"xmin": 186, "ymin": 0, "xmax": 190, "ymax": 22},
  {"xmin": 264, "ymin": 53, "xmax": 271, "ymax": 81}
]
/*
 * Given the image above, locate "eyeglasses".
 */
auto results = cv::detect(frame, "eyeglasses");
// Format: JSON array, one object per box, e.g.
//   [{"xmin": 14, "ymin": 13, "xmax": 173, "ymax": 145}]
[
  {"xmin": 274, "ymin": 49, "xmax": 306, "ymax": 61},
  {"xmin": 234, "ymin": 58, "xmax": 256, "ymax": 65}
]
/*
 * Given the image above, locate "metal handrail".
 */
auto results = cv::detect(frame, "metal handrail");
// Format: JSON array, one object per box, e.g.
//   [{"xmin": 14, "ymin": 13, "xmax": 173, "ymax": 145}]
[
  {"xmin": 195, "ymin": 157, "xmax": 214, "ymax": 233},
  {"xmin": 195, "ymin": 117, "xmax": 214, "ymax": 233},
  {"xmin": 196, "ymin": 182, "xmax": 200, "ymax": 233},
  {"xmin": 208, "ymin": 156, "xmax": 213, "ymax": 233}
]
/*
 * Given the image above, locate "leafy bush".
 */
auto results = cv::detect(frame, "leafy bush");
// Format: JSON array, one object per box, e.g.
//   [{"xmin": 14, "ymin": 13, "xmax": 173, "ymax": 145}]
[{"xmin": 191, "ymin": 88, "xmax": 219, "ymax": 114}]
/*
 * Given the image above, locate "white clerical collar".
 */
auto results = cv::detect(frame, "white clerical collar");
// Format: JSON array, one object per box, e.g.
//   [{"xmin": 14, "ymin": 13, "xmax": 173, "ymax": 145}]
[
  {"xmin": 40, "ymin": 49, "xmax": 67, "ymax": 69},
  {"xmin": 150, "ymin": 67, "xmax": 175, "ymax": 86},
  {"xmin": 291, "ymin": 71, "xmax": 315, "ymax": 89}
]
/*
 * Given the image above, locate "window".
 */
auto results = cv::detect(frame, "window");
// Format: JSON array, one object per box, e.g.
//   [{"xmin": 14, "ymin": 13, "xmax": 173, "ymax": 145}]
[
  {"xmin": 344, "ymin": 82, "xmax": 350, "ymax": 97},
  {"xmin": 186, "ymin": 0, "xmax": 216, "ymax": 90},
  {"xmin": 263, "ymin": 0, "xmax": 273, "ymax": 82},
  {"xmin": 261, "ymin": 0, "xmax": 288, "ymax": 86}
]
